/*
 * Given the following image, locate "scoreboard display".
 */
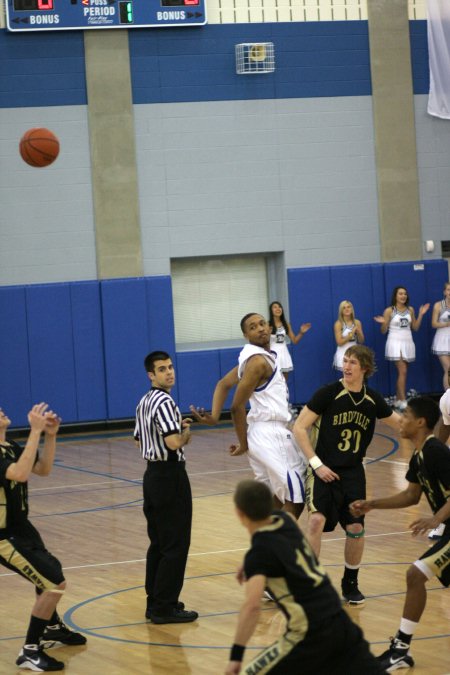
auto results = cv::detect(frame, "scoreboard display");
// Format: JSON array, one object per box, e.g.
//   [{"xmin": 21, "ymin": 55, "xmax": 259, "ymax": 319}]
[{"xmin": 5, "ymin": 0, "xmax": 207, "ymax": 30}]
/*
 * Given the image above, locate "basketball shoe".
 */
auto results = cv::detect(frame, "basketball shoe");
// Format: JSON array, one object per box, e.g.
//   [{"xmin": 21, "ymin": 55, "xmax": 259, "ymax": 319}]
[
  {"xmin": 16, "ymin": 645, "xmax": 64, "ymax": 671},
  {"xmin": 377, "ymin": 636, "xmax": 414, "ymax": 672},
  {"xmin": 40, "ymin": 620, "xmax": 86, "ymax": 649},
  {"xmin": 341, "ymin": 578, "xmax": 365, "ymax": 605}
]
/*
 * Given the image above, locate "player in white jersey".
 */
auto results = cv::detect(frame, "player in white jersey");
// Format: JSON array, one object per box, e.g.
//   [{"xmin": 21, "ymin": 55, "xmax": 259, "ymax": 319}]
[
  {"xmin": 429, "ymin": 388, "xmax": 450, "ymax": 539},
  {"xmin": 191, "ymin": 313, "xmax": 307, "ymax": 517}
]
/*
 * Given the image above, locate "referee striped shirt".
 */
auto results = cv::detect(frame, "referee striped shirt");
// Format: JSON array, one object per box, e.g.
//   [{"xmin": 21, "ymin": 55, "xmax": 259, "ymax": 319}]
[{"xmin": 135, "ymin": 387, "xmax": 185, "ymax": 462}]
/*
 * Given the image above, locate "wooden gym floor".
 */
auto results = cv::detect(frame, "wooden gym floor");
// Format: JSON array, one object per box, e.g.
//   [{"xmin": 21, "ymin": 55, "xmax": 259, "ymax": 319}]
[{"xmin": 1, "ymin": 421, "xmax": 449, "ymax": 675}]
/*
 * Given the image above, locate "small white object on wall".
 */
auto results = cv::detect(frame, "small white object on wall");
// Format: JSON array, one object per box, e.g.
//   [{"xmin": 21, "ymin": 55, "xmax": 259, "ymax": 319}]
[{"xmin": 235, "ymin": 43, "xmax": 275, "ymax": 74}]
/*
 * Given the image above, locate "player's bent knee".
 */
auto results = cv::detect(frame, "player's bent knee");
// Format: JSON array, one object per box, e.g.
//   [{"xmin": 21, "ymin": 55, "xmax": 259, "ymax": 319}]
[
  {"xmin": 346, "ymin": 525, "xmax": 364, "ymax": 538},
  {"xmin": 308, "ymin": 513, "xmax": 325, "ymax": 534},
  {"xmin": 406, "ymin": 564, "xmax": 428, "ymax": 587}
]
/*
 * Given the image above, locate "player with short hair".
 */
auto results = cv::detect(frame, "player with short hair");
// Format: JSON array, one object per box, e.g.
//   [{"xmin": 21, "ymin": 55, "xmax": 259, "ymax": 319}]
[
  {"xmin": 191, "ymin": 313, "xmax": 307, "ymax": 518},
  {"xmin": 350, "ymin": 396, "xmax": 450, "ymax": 672},
  {"xmin": 225, "ymin": 479, "xmax": 386, "ymax": 675},
  {"xmin": 0, "ymin": 404, "xmax": 86, "ymax": 672},
  {"xmin": 293, "ymin": 345, "xmax": 401, "ymax": 604}
]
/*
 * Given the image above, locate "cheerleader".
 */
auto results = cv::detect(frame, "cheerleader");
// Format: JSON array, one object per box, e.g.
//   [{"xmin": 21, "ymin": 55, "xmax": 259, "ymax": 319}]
[
  {"xmin": 268, "ymin": 301, "xmax": 311, "ymax": 381},
  {"xmin": 431, "ymin": 282, "xmax": 450, "ymax": 391},
  {"xmin": 333, "ymin": 300, "xmax": 365, "ymax": 371},
  {"xmin": 374, "ymin": 286, "xmax": 429, "ymax": 410}
]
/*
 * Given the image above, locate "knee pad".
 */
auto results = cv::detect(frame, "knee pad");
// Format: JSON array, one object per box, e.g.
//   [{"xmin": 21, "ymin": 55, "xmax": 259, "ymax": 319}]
[{"xmin": 346, "ymin": 528, "xmax": 365, "ymax": 539}]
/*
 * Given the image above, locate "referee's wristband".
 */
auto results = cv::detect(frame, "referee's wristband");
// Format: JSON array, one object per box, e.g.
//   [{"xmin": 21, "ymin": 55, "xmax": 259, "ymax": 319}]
[
  {"xmin": 230, "ymin": 644, "xmax": 245, "ymax": 662},
  {"xmin": 309, "ymin": 456, "xmax": 323, "ymax": 471}
]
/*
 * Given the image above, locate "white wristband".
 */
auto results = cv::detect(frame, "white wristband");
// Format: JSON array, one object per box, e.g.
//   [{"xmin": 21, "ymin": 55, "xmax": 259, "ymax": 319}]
[{"xmin": 309, "ymin": 456, "xmax": 323, "ymax": 471}]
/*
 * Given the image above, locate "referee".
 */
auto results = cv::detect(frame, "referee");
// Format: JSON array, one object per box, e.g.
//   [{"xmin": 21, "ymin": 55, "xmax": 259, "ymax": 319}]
[{"xmin": 135, "ymin": 350, "xmax": 198, "ymax": 624}]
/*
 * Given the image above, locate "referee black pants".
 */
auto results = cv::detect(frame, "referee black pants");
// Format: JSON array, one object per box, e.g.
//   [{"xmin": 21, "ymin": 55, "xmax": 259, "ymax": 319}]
[{"xmin": 143, "ymin": 461, "xmax": 192, "ymax": 615}]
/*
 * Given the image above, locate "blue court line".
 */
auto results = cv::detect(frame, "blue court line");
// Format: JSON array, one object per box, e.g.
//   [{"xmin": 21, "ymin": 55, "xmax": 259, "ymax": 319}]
[{"xmin": 365, "ymin": 432, "xmax": 399, "ymax": 464}]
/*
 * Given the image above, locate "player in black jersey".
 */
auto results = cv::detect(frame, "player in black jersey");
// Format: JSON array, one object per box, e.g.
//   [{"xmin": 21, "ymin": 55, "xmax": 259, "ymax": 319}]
[
  {"xmin": 0, "ymin": 404, "xmax": 86, "ymax": 672},
  {"xmin": 293, "ymin": 345, "xmax": 401, "ymax": 604},
  {"xmin": 225, "ymin": 479, "xmax": 386, "ymax": 675},
  {"xmin": 350, "ymin": 396, "xmax": 450, "ymax": 672}
]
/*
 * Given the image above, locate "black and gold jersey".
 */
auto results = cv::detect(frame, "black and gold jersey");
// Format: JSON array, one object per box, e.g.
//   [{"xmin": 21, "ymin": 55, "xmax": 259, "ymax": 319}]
[
  {"xmin": 406, "ymin": 436, "xmax": 450, "ymax": 525},
  {"xmin": 244, "ymin": 511, "xmax": 342, "ymax": 640},
  {"xmin": 306, "ymin": 380, "xmax": 392, "ymax": 468},
  {"xmin": 0, "ymin": 440, "xmax": 30, "ymax": 537}
]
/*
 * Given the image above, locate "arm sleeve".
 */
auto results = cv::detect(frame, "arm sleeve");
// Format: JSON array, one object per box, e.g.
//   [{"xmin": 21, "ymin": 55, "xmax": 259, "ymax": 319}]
[
  {"xmin": 155, "ymin": 400, "xmax": 180, "ymax": 438},
  {"xmin": 405, "ymin": 456, "xmax": 420, "ymax": 484},
  {"xmin": 306, "ymin": 383, "xmax": 336, "ymax": 416},
  {"xmin": 373, "ymin": 390, "xmax": 394, "ymax": 419}
]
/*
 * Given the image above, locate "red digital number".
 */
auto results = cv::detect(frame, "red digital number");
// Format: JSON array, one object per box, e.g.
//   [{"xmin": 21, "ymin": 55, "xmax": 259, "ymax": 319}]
[
  {"xmin": 184, "ymin": 0, "xmax": 199, "ymax": 5},
  {"xmin": 38, "ymin": 0, "xmax": 53, "ymax": 8}
]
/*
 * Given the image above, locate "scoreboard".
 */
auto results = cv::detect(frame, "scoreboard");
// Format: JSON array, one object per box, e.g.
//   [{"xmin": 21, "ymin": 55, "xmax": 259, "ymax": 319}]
[{"xmin": 5, "ymin": 0, "xmax": 207, "ymax": 30}]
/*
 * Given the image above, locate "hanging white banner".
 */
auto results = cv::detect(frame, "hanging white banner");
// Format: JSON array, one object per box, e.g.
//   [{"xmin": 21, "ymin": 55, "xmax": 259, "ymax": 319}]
[{"xmin": 427, "ymin": 0, "xmax": 450, "ymax": 118}]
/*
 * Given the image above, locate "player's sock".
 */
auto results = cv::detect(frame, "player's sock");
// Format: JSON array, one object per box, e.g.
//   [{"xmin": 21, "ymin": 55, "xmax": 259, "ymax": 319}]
[{"xmin": 26, "ymin": 615, "xmax": 49, "ymax": 646}]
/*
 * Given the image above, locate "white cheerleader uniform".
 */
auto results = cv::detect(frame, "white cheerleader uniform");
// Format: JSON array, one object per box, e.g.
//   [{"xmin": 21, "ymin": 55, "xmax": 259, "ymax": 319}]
[
  {"xmin": 269, "ymin": 325, "xmax": 293, "ymax": 372},
  {"xmin": 333, "ymin": 323, "xmax": 357, "ymax": 371},
  {"xmin": 238, "ymin": 344, "xmax": 306, "ymax": 504},
  {"xmin": 432, "ymin": 301, "xmax": 450, "ymax": 355},
  {"xmin": 385, "ymin": 307, "xmax": 415, "ymax": 362}
]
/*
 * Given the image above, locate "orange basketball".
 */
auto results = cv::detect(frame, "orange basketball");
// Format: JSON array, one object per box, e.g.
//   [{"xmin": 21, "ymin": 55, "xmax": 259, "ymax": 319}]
[{"xmin": 19, "ymin": 128, "xmax": 60, "ymax": 168}]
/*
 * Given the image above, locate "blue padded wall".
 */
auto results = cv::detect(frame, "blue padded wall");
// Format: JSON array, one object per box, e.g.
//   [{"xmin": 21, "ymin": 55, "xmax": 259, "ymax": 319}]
[
  {"xmin": 176, "ymin": 350, "xmax": 221, "ymax": 412},
  {"xmin": 0, "ymin": 286, "xmax": 31, "ymax": 427},
  {"xmin": 26, "ymin": 283, "xmax": 78, "ymax": 422},
  {"xmin": 288, "ymin": 266, "xmax": 334, "ymax": 403},
  {"xmin": 70, "ymin": 282, "xmax": 107, "ymax": 422},
  {"xmin": 2, "ymin": 262, "xmax": 447, "ymax": 426},
  {"xmin": 101, "ymin": 276, "xmax": 176, "ymax": 419}
]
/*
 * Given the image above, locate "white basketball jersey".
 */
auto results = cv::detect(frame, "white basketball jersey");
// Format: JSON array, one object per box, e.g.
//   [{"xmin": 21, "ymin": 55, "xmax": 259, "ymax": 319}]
[{"xmin": 238, "ymin": 344, "xmax": 291, "ymax": 423}]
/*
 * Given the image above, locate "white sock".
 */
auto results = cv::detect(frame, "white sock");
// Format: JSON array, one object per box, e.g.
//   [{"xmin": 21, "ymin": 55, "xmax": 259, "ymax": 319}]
[{"xmin": 399, "ymin": 617, "xmax": 418, "ymax": 637}]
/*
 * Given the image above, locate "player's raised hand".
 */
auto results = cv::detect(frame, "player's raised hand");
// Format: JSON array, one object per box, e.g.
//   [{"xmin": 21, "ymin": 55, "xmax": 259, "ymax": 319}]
[
  {"xmin": 189, "ymin": 405, "xmax": 218, "ymax": 426},
  {"xmin": 44, "ymin": 410, "xmax": 62, "ymax": 436},
  {"xmin": 418, "ymin": 303, "xmax": 430, "ymax": 317},
  {"xmin": 28, "ymin": 403, "xmax": 49, "ymax": 432}
]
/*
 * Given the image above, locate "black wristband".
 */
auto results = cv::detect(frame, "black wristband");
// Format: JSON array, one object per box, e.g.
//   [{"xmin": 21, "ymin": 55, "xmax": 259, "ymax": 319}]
[{"xmin": 230, "ymin": 644, "xmax": 245, "ymax": 662}]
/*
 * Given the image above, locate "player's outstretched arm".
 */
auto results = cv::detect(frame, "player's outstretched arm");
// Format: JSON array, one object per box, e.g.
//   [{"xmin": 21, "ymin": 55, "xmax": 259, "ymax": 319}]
[
  {"xmin": 5, "ymin": 403, "xmax": 49, "ymax": 483},
  {"xmin": 33, "ymin": 409, "xmax": 62, "ymax": 476},
  {"xmin": 350, "ymin": 483, "xmax": 422, "ymax": 516},
  {"xmin": 190, "ymin": 366, "xmax": 239, "ymax": 425},
  {"xmin": 225, "ymin": 574, "xmax": 265, "ymax": 675},
  {"xmin": 230, "ymin": 357, "xmax": 267, "ymax": 455}
]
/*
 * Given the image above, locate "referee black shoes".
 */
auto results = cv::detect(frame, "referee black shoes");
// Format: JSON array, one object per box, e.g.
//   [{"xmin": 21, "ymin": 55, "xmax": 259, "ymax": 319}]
[
  {"xmin": 145, "ymin": 600, "xmax": 185, "ymax": 620},
  {"xmin": 150, "ymin": 608, "xmax": 199, "ymax": 624}
]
